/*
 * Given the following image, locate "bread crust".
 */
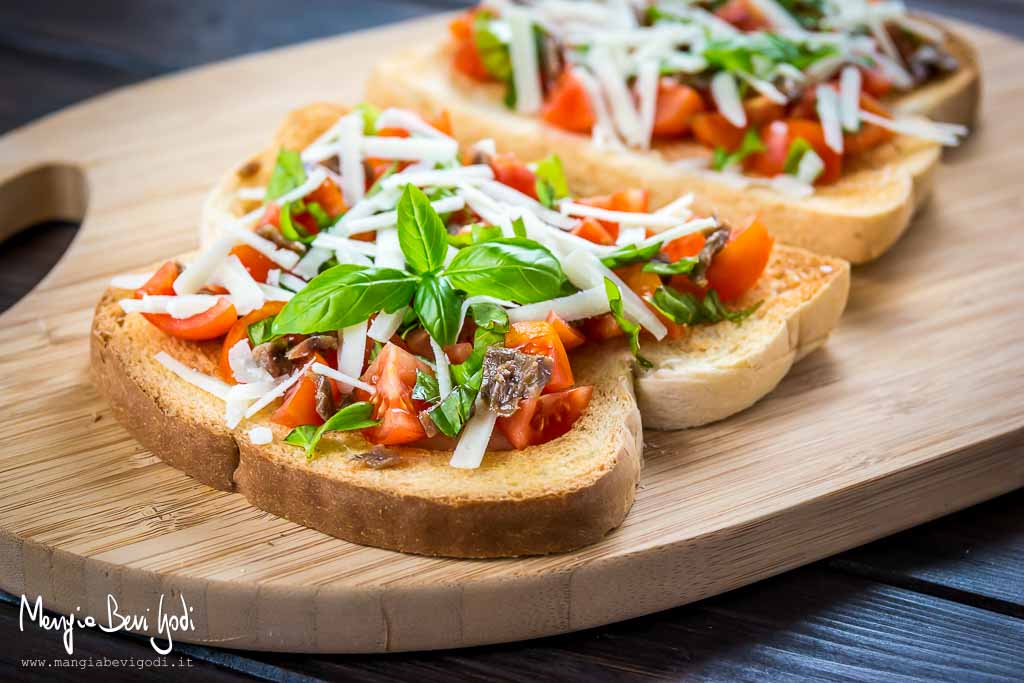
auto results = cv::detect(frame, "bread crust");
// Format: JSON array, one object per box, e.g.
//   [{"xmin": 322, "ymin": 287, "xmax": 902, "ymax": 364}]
[{"xmin": 363, "ymin": 35, "xmax": 966, "ymax": 263}]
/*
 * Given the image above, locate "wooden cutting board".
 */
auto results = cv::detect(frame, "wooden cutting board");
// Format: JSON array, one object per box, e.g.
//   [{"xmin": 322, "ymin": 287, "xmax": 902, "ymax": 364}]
[{"xmin": 0, "ymin": 15, "xmax": 1021, "ymax": 654}]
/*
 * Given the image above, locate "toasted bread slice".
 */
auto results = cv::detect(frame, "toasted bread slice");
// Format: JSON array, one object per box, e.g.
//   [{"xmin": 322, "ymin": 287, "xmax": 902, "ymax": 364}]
[
  {"xmin": 887, "ymin": 20, "xmax": 982, "ymax": 129},
  {"xmin": 365, "ymin": 46, "xmax": 946, "ymax": 265},
  {"xmin": 91, "ymin": 287, "xmax": 643, "ymax": 558},
  {"xmin": 92, "ymin": 242, "xmax": 846, "ymax": 556}
]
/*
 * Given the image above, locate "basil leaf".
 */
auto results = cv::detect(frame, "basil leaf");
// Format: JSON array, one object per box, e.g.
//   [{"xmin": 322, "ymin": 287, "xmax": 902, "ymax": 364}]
[
  {"xmin": 649, "ymin": 286, "xmax": 762, "ymax": 326},
  {"xmin": 412, "ymin": 369, "xmax": 440, "ymax": 403},
  {"xmin": 428, "ymin": 383, "xmax": 479, "ymax": 437},
  {"xmin": 445, "ymin": 238, "xmax": 569, "ymax": 303},
  {"xmin": 449, "ymin": 304, "xmax": 508, "ymax": 386},
  {"xmin": 266, "ymin": 149, "xmax": 306, "ymax": 200},
  {"xmin": 284, "ymin": 401, "xmax": 379, "ymax": 459},
  {"xmin": 247, "ymin": 317, "xmax": 277, "ymax": 347},
  {"xmin": 534, "ymin": 154, "xmax": 569, "ymax": 199},
  {"xmin": 272, "ymin": 265, "xmax": 416, "ymax": 335},
  {"xmin": 355, "ymin": 102, "xmax": 380, "ymax": 135},
  {"xmin": 473, "ymin": 12, "xmax": 512, "ymax": 80},
  {"xmin": 601, "ymin": 241, "xmax": 663, "ymax": 269},
  {"xmin": 643, "ymin": 257, "xmax": 699, "ymax": 276},
  {"xmin": 413, "ymin": 275, "xmax": 463, "ymax": 347},
  {"xmin": 511, "ymin": 216, "xmax": 528, "ymax": 239},
  {"xmin": 279, "ymin": 202, "xmax": 317, "ymax": 244},
  {"xmin": 604, "ymin": 278, "xmax": 652, "ymax": 369},
  {"xmin": 783, "ymin": 138, "xmax": 814, "ymax": 175},
  {"xmin": 703, "ymin": 34, "xmax": 837, "ymax": 76},
  {"xmin": 711, "ymin": 128, "xmax": 765, "ymax": 172},
  {"xmin": 397, "ymin": 185, "xmax": 449, "ymax": 275},
  {"xmin": 536, "ymin": 179, "xmax": 555, "ymax": 209},
  {"xmin": 447, "ymin": 223, "xmax": 503, "ymax": 248},
  {"xmin": 468, "ymin": 302, "xmax": 509, "ymax": 333}
]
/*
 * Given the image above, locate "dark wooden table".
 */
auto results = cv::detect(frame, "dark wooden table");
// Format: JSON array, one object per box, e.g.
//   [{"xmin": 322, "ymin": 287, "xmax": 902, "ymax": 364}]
[{"xmin": 1, "ymin": 2, "xmax": 1022, "ymax": 680}]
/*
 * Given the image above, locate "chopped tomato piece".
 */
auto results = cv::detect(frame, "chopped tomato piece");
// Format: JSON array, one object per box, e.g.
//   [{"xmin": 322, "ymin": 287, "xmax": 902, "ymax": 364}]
[
  {"xmin": 744, "ymin": 95, "xmax": 786, "ymax": 126},
  {"xmin": 270, "ymin": 352, "xmax": 328, "ymax": 429},
  {"xmin": 258, "ymin": 203, "xmax": 281, "ymax": 229},
  {"xmin": 505, "ymin": 321, "xmax": 573, "ymax": 392},
  {"xmin": 745, "ymin": 119, "xmax": 842, "ymax": 185},
  {"xmin": 445, "ymin": 342, "xmax": 473, "ymax": 364},
  {"xmin": 662, "ymin": 232, "xmax": 705, "ymax": 263},
  {"xmin": 583, "ymin": 313, "xmax": 625, "ymax": 341},
  {"xmin": 144, "ymin": 298, "xmax": 237, "ymax": 341},
  {"xmin": 429, "ymin": 110, "xmax": 453, "ymax": 136},
  {"xmin": 490, "ymin": 153, "xmax": 538, "ymax": 199},
  {"xmin": 402, "ymin": 328, "xmax": 433, "ymax": 359},
  {"xmin": 273, "ymin": 376, "xmax": 322, "ymax": 428},
  {"xmin": 615, "ymin": 263, "xmax": 662, "ymax": 298},
  {"xmin": 355, "ymin": 343, "xmax": 432, "ymax": 446},
  {"xmin": 844, "ymin": 93, "xmax": 894, "ymax": 155},
  {"xmin": 571, "ymin": 216, "xmax": 615, "ymax": 246},
  {"xmin": 136, "ymin": 261, "xmax": 179, "ymax": 297},
  {"xmin": 545, "ymin": 312, "xmax": 586, "ymax": 351},
  {"xmin": 609, "ymin": 188, "xmax": 649, "ymax": 213},
  {"xmin": 306, "ymin": 177, "xmax": 347, "ymax": 218},
  {"xmin": 541, "ymin": 68, "xmax": 596, "ymax": 134},
  {"xmin": 577, "ymin": 189, "xmax": 649, "ymax": 241},
  {"xmin": 715, "ymin": 0, "xmax": 770, "ymax": 31},
  {"xmin": 450, "ymin": 11, "xmax": 491, "ymax": 81},
  {"xmin": 861, "ymin": 65, "xmax": 893, "ymax": 98},
  {"xmin": 229, "ymin": 244, "xmax": 277, "ymax": 283},
  {"xmin": 706, "ymin": 217, "xmax": 774, "ymax": 302},
  {"xmin": 218, "ymin": 301, "xmax": 286, "ymax": 383},
  {"xmin": 497, "ymin": 386, "xmax": 594, "ymax": 450},
  {"xmin": 692, "ymin": 112, "xmax": 747, "ymax": 152},
  {"xmin": 652, "ymin": 80, "xmax": 705, "ymax": 137}
]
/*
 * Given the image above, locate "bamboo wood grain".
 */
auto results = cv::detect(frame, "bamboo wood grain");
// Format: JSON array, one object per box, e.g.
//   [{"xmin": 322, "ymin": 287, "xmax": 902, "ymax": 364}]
[{"xmin": 0, "ymin": 15, "xmax": 1021, "ymax": 653}]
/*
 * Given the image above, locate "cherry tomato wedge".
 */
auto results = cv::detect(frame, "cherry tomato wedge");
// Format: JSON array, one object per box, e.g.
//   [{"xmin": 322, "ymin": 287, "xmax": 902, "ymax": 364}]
[
  {"xmin": 541, "ymin": 68, "xmax": 596, "ymax": 134},
  {"xmin": 545, "ymin": 312, "xmax": 586, "ymax": 351},
  {"xmin": 705, "ymin": 217, "xmax": 774, "ymax": 302},
  {"xmin": 144, "ymin": 298, "xmax": 237, "ymax": 341},
  {"xmin": 218, "ymin": 301, "xmax": 286, "ymax": 383},
  {"xmin": 496, "ymin": 386, "xmax": 594, "ymax": 450},
  {"xmin": 355, "ymin": 342, "xmax": 432, "ymax": 446},
  {"xmin": 272, "ymin": 371, "xmax": 323, "ymax": 428},
  {"xmin": 229, "ymin": 244, "xmax": 277, "ymax": 283},
  {"xmin": 652, "ymin": 80, "xmax": 705, "ymax": 138},
  {"xmin": 136, "ymin": 261, "xmax": 179, "ymax": 297},
  {"xmin": 490, "ymin": 153, "xmax": 538, "ymax": 199},
  {"xmin": 505, "ymin": 321, "xmax": 573, "ymax": 392}
]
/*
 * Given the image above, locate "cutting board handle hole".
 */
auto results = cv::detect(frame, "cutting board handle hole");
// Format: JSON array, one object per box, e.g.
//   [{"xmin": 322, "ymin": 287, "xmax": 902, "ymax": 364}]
[{"xmin": 0, "ymin": 163, "xmax": 88, "ymax": 314}]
